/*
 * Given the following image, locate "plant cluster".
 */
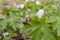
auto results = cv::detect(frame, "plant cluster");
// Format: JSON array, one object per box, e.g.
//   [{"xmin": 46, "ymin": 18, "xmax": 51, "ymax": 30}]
[{"xmin": 0, "ymin": 0, "xmax": 60, "ymax": 40}]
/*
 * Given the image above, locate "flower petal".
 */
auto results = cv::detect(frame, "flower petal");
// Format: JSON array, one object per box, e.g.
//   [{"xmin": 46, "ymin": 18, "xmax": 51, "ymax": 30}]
[{"xmin": 36, "ymin": 9, "xmax": 44, "ymax": 18}]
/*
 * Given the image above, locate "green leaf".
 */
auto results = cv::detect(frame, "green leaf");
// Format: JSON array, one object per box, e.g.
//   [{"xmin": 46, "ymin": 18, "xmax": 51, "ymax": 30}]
[
  {"xmin": 0, "ymin": 19, "xmax": 7, "ymax": 30},
  {"xmin": 42, "ymin": 26, "xmax": 56, "ymax": 40},
  {"xmin": 29, "ymin": 26, "xmax": 42, "ymax": 40},
  {"xmin": 56, "ymin": 17, "xmax": 60, "ymax": 36},
  {"xmin": 47, "ymin": 16, "xmax": 56, "ymax": 23}
]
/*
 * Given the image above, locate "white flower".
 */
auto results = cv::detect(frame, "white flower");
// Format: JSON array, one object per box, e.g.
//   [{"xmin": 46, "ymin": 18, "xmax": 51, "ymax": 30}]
[
  {"xmin": 36, "ymin": 9, "xmax": 44, "ymax": 18},
  {"xmin": 36, "ymin": 1, "xmax": 41, "ymax": 5},
  {"xmin": 25, "ymin": 0, "xmax": 29, "ymax": 2},
  {"xmin": 20, "ymin": 4, "xmax": 25, "ymax": 9},
  {"xmin": 26, "ymin": 14, "xmax": 29, "ymax": 18},
  {"xmin": 15, "ymin": 4, "xmax": 24, "ymax": 9},
  {"xmin": 3, "ymin": 32, "xmax": 9, "ymax": 37}
]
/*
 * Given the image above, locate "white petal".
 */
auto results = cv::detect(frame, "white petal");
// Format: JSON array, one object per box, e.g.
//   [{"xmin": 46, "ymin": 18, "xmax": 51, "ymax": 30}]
[
  {"xmin": 36, "ymin": 9, "xmax": 44, "ymax": 18},
  {"xmin": 20, "ymin": 4, "xmax": 25, "ymax": 9},
  {"xmin": 3, "ymin": 32, "xmax": 9, "ymax": 37},
  {"xmin": 26, "ymin": 14, "xmax": 29, "ymax": 18},
  {"xmin": 36, "ymin": 1, "xmax": 40, "ymax": 5},
  {"xmin": 25, "ymin": 0, "xmax": 29, "ymax": 2}
]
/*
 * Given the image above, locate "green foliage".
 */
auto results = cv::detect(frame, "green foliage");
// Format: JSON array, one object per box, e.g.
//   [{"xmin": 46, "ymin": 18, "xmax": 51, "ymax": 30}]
[{"xmin": 0, "ymin": 0, "xmax": 60, "ymax": 40}]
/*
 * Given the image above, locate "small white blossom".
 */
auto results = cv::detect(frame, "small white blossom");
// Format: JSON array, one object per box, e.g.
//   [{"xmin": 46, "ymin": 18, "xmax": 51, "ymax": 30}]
[
  {"xmin": 20, "ymin": 4, "xmax": 25, "ymax": 9},
  {"xmin": 25, "ymin": 0, "xmax": 29, "ymax": 2},
  {"xmin": 15, "ymin": 4, "xmax": 24, "ymax": 9},
  {"xmin": 36, "ymin": 9, "xmax": 44, "ymax": 18},
  {"xmin": 3, "ymin": 32, "xmax": 9, "ymax": 37},
  {"xmin": 26, "ymin": 14, "xmax": 29, "ymax": 18},
  {"xmin": 36, "ymin": 1, "xmax": 41, "ymax": 5}
]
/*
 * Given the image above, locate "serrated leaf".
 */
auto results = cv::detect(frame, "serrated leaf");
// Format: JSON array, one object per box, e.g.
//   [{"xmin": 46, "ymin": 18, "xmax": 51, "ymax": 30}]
[{"xmin": 29, "ymin": 26, "xmax": 42, "ymax": 40}]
